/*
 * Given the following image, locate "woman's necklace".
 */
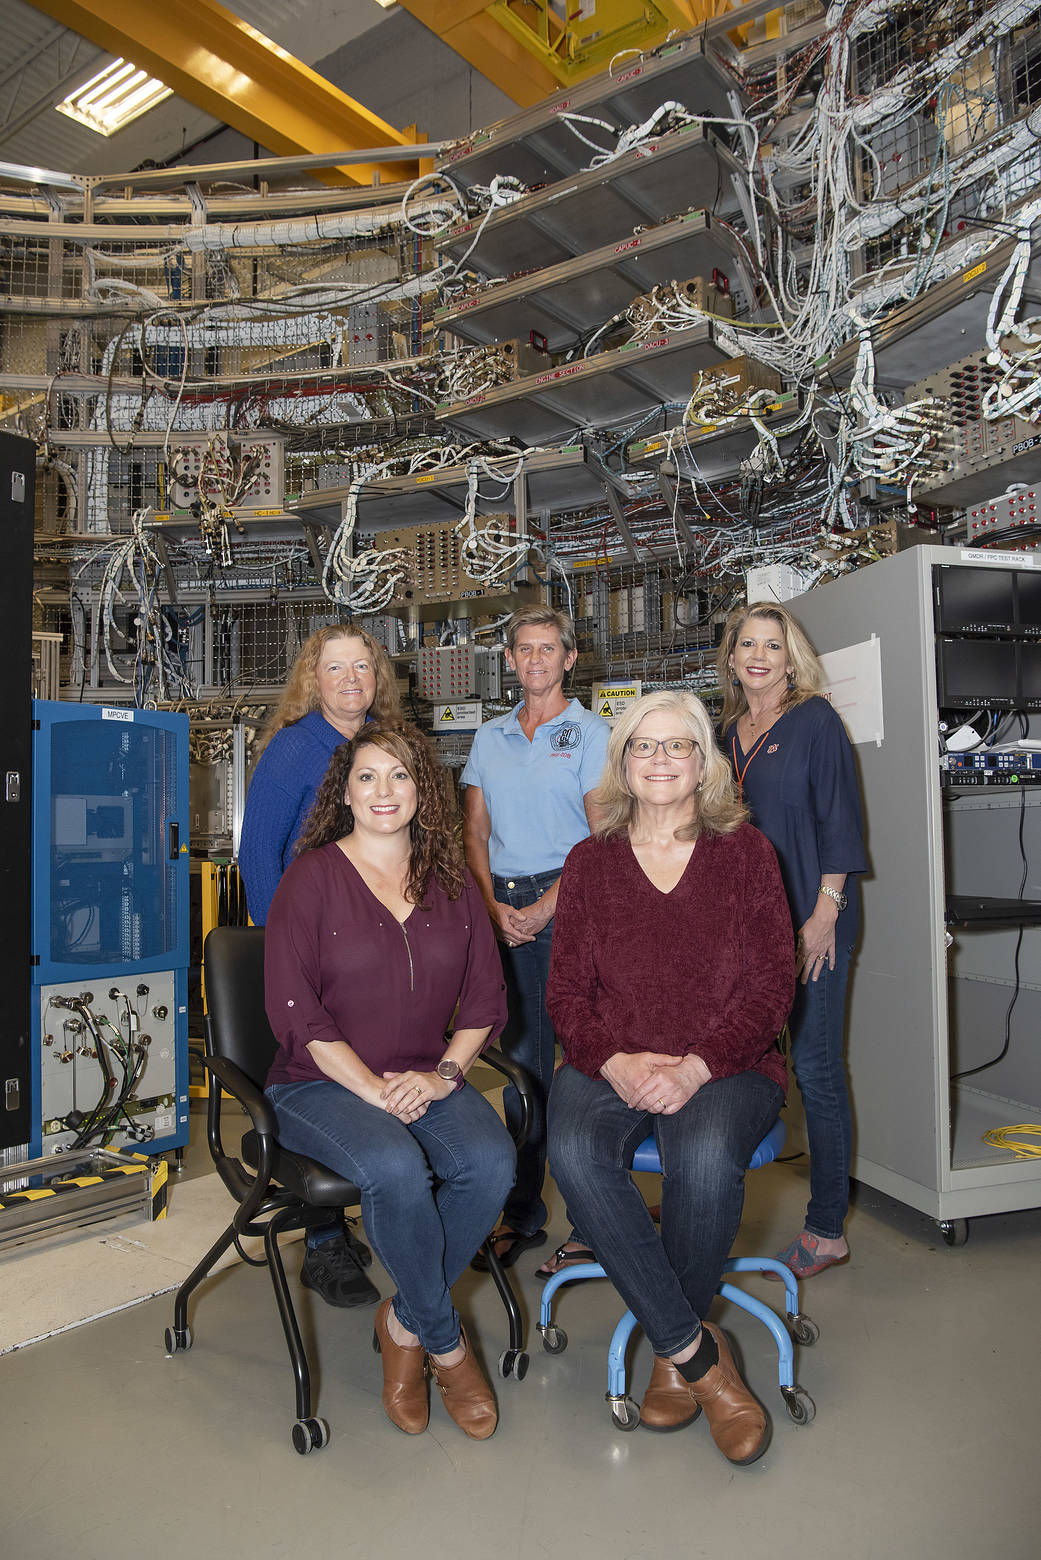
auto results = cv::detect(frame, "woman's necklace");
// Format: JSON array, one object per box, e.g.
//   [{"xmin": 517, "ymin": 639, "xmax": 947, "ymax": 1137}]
[
  {"xmin": 746, "ymin": 701, "xmax": 783, "ymax": 738},
  {"xmin": 734, "ymin": 704, "xmax": 784, "ymax": 795}
]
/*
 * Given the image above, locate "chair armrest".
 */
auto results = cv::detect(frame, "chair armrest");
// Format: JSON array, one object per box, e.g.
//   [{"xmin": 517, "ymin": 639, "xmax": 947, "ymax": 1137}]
[
  {"xmin": 203, "ymin": 1054, "xmax": 279, "ymax": 1139},
  {"xmin": 481, "ymin": 1047, "xmax": 533, "ymax": 1152},
  {"xmin": 202, "ymin": 1053, "xmax": 280, "ymax": 1227}
]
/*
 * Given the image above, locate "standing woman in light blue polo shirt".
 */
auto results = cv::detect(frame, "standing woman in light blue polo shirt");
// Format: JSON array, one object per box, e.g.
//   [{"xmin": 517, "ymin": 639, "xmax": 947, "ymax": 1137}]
[{"xmin": 462, "ymin": 605, "xmax": 610, "ymax": 1271}]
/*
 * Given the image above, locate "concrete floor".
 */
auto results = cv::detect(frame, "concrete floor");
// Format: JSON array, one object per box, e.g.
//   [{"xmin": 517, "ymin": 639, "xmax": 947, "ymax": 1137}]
[{"xmin": 1, "ymin": 1102, "xmax": 1037, "ymax": 1560}]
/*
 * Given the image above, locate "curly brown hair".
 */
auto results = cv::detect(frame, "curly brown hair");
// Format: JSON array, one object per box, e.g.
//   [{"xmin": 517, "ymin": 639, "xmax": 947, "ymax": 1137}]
[
  {"xmin": 295, "ymin": 723, "xmax": 464, "ymax": 905},
  {"xmin": 259, "ymin": 624, "xmax": 401, "ymax": 750}
]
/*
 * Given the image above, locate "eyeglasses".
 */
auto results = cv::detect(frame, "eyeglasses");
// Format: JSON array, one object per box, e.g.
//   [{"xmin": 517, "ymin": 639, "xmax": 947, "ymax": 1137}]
[{"xmin": 625, "ymin": 737, "xmax": 698, "ymax": 759}]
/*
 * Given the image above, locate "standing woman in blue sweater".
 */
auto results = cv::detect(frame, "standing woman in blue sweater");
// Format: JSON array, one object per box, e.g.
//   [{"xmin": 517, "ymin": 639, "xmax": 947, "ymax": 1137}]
[
  {"xmin": 718, "ymin": 602, "xmax": 867, "ymax": 1280},
  {"xmin": 239, "ymin": 624, "xmax": 401, "ymax": 926},
  {"xmin": 238, "ymin": 622, "xmax": 401, "ymax": 1306}
]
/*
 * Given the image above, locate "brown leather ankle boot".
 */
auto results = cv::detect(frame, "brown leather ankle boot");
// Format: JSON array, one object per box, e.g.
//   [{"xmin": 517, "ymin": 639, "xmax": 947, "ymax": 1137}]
[
  {"xmin": 429, "ymin": 1328, "xmax": 498, "ymax": 1440},
  {"xmin": 641, "ymin": 1354, "xmax": 704, "ymax": 1431},
  {"xmin": 372, "ymin": 1297, "xmax": 429, "ymax": 1434},
  {"xmin": 685, "ymin": 1322, "xmax": 770, "ymax": 1465}
]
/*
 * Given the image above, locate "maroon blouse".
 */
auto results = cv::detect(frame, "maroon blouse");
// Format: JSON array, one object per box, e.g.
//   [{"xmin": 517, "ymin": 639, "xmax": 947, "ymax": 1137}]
[
  {"xmin": 264, "ymin": 844, "xmax": 508, "ymax": 1087},
  {"xmin": 546, "ymin": 823, "xmax": 794, "ymax": 1092}
]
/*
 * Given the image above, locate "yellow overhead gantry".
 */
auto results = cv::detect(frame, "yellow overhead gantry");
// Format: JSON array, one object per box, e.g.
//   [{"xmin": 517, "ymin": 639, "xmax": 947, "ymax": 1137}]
[
  {"xmin": 395, "ymin": 0, "xmax": 733, "ymax": 103},
  {"xmin": 25, "ymin": 0, "xmax": 425, "ymax": 185}
]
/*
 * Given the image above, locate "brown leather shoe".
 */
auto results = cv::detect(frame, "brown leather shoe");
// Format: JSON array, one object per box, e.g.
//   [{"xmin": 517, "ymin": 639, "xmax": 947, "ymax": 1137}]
[
  {"xmin": 372, "ymin": 1297, "xmax": 429, "ymax": 1434},
  {"xmin": 429, "ymin": 1328, "xmax": 498, "ymax": 1440},
  {"xmin": 685, "ymin": 1322, "xmax": 770, "ymax": 1465},
  {"xmin": 640, "ymin": 1355, "xmax": 704, "ymax": 1431}
]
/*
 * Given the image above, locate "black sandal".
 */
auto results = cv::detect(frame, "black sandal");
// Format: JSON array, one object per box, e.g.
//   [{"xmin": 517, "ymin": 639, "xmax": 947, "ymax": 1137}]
[
  {"xmin": 470, "ymin": 1226, "xmax": 547, "ymax": 1272},
  {"xmin": 534, "ymin": 1244, "xmax": 598, "ymax": 1281}
]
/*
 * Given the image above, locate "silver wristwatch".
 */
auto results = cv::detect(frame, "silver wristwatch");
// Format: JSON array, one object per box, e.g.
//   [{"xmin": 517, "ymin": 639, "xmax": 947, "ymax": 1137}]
[{"xmin": 819, "ymin": 883, "xmax": 847, "ymax": 912}]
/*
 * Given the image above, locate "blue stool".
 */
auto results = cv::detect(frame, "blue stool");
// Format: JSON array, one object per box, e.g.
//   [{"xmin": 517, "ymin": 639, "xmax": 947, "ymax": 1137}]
[{"xmin": 538, "ymin": 1117, "xmax": 819, "ymax": 1430}]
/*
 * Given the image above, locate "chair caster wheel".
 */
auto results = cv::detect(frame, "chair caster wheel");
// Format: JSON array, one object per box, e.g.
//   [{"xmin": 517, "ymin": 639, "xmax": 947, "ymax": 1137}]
[
  {"xmin": 790, "ymin": 1313, "xmax": 820, "ymax": 1346},
  {"xmin": 609, "ymin": 1395, "xmax": 640, "ymax": 1431},
  {"xmin": 539, "ymin": 1324, "xmax": 568, "ymax": 1354},
  {"xmin": 164, "ymin": 1325, "xmax": 192, "ymax": 1355},
  {"xmin": 782, "ymin": 1386, "xmax": 816, "ymax": 1425},
  {"xmin": 499, "ymin": 1348, "xmax": 529, "ymax": 1380},
  {"xmin": 292, "ymin": 1417, "xmax": 330, "ymax": 1454}
]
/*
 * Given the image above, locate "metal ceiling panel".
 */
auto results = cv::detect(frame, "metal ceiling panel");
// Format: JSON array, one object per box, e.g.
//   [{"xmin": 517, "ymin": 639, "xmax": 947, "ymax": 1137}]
[{"xmin": 22, "ymin": 0, "xmax": 419, "ymax": 184}]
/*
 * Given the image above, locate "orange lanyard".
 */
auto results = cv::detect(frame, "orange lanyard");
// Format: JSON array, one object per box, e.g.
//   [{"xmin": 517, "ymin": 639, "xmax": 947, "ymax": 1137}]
[{"xmin": 732, "ymin": 730, "xmax": 772, "ymax": 795}]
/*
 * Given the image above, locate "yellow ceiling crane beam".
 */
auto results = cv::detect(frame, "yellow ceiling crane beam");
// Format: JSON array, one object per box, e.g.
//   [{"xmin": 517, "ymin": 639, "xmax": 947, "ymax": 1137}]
[
  {"xmin": 394, "ymin": 0, "xmax": 716, "ymax": 101},
  {"xmin": 25, "ymin": 0, "xmax": 424, "ymax": 185}
]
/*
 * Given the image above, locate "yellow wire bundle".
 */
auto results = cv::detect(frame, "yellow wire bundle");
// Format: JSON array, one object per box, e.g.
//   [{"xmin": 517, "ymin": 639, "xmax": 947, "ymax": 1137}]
[{"xmin": 982, "ymin": 1124, "xmax": 1041, "ymax": 1160}]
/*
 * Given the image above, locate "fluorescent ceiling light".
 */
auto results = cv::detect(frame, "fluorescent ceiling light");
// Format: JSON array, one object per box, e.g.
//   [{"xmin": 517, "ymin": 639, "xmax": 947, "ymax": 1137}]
[
  {"xmin": 372, "ymin": 0, "xmax": 397, "ymax": 8},
  {"xmin": 56, "ymin": 58, "xmax": 173, "ymax": 138}
]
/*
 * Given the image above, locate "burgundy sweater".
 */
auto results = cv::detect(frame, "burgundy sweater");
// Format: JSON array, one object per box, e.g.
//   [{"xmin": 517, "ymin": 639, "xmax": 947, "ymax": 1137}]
[
  {"xmin": 265, "ymin": 844, "xmax": 507, "ymax": 1087},
  {"xmin": 546, "ymin": 824, "xmax": 794, "ymax": 1092}
]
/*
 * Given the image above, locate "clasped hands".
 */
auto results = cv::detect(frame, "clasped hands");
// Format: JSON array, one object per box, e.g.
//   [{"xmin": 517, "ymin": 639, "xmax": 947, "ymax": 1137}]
[
  {"xmin": 491, "ymin": 897, "xmax": 553, "ymax": 948},
  {"xmin": 600, "ymin": 1050, "xmax": 711, "ymax": 1114},
  {"xmin": 378, "ymin": 1068, "xmax": 454, "ymax": 1123}
]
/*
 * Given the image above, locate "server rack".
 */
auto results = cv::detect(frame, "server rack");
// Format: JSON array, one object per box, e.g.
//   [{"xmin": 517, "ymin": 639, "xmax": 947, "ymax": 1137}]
[
  {"xmin": 796, "ymin": 546, "xmax": 1041, "ymax": 1236},
  {"xmin": 30, "ymin": 701, "xmax": 190, "ymax": 1158},
  {"xmin": 0, "ymin": 431, "xmax": 34, "ymax": 1157}
]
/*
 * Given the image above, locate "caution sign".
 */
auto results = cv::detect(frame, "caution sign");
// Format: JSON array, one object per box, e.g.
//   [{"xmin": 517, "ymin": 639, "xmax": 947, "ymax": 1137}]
[
  {"xmin": 592, "ymin": 681, "xmax": 642, "ymax": 722},
  {"xmin": 434, "ymin": 702, "xmax": 483, "ymax": 729}
]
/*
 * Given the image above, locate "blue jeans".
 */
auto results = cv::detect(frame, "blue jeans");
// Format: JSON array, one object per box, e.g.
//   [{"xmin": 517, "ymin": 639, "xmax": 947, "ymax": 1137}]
[
  {"xmin": 494, "ymin": 870, "xmax": 568, "ymax": 1238},
  {"xmin": 787, "ymin": 944, "xmax": 853, "ymax": 1240},
  {"xmin": 266, "ymin": 1079, "xmax": 515, "ymax": 1354},
  {"xmin": 548, "ymin": 1064, "xmax": 783, "ymax": 1358}
]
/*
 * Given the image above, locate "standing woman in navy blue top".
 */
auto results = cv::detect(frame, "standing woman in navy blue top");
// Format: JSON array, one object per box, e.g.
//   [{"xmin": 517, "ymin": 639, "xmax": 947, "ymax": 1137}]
[{"xmin": 718, "ymin": 602, "xmax": 867, "ymax": 1278}]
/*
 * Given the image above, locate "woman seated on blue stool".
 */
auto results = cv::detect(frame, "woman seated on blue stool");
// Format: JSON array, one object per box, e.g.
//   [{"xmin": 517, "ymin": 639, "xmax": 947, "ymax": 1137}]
[{"xmin": 546, "ymin": 690, "xmax": 794, "ymax": 1465}]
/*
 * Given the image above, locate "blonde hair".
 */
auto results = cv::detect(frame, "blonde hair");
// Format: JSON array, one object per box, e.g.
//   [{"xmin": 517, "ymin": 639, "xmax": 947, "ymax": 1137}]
[
  {"xmin": 261, "ymin": 624, "xmax": 401, "ymax": 749},
  {"xmin": 716, "ymin": 601, "xmax": 823, "ymax": 734},
  {"xmin": 593, "ymin": 689, "xmax": 746, "ymax": 841}
]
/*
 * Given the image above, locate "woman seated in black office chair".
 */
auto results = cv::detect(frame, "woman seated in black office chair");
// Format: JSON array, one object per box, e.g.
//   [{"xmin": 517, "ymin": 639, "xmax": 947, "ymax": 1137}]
[
  {"xmin": 546, "ymin": 691, "xmax": 794, "ymax": 1465},
  {"xmin": 264, "ymin": 722, "xmax": 514, "ymax": 1441}
]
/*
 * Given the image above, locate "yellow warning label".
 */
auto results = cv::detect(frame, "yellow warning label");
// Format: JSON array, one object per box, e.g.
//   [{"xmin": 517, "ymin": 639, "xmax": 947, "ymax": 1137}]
[
  {"xmin": 963, "ymin": 261, "xmax": 987, "ymax": 283},
  {"xmin": 440, "ymin": 707, "xmax": 454, "ymax": 721},
  {"xmin": 593, "ymin": 681, "xmax": 642, "ymax": 722}
]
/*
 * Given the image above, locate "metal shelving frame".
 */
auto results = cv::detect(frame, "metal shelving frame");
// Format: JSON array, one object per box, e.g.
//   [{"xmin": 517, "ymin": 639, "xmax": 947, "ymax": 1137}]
[{"xmin": 435, "ymin": 209, "xmax": 751, "ymax": 349}]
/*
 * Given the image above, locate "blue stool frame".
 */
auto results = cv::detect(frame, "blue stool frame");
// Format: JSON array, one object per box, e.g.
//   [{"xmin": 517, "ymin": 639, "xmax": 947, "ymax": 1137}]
[{"xmin": 538, "ymin": 1118, "xmax": 819, "ymax": 1430}]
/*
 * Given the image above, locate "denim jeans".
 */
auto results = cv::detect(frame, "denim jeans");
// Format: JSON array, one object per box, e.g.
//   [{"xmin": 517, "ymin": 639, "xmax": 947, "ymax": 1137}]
[
  {"xmin": 493, "ymin": 870, "xmax": 568, "ymax": 1238},
  {"xmin": 787, "ymin": 944, "xmax": 853, "ymax": 1240},
  {"xmin": 266, "ymin": 1079, "xmax": 515, "ymax": 1354},
  {"xmin": 548, "ymin": 1064, "xmax": 783, "ymax": 1358}
]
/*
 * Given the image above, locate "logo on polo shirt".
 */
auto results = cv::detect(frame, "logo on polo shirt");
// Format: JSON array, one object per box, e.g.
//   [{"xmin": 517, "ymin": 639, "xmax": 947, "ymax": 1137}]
[{"xmin": 551, "ymin": 724, "xmax": 582, "ymax": 751}]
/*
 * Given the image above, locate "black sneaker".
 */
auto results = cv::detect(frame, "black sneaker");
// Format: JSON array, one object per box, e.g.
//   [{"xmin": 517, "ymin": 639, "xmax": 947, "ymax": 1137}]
[
  {"xmin": 301, "ymin": 1235, "xmax": 380, "ymax": 1308},
  {"xmin": 345, "ymin": 1219, "xmax": 373, "ymax": 1269}
]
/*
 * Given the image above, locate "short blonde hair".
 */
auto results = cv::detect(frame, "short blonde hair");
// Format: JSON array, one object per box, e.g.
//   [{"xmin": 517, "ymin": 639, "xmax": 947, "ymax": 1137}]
[
  {"xmin": 260, "ymin": 624, "xmax": 401, "ymax": 749},
  {"xmin": 593, "ymin": 689, "xmax": 746, "ymax": 841},
  {"xmin": 716, "ymin": 601, "xmax": 823, "ymax": 734}
]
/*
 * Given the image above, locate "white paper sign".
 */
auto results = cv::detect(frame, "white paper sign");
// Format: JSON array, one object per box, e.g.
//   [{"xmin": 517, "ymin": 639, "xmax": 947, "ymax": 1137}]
[{"xmin": 818, "ymin": 636, "xmax": 884, "ymax": 747}]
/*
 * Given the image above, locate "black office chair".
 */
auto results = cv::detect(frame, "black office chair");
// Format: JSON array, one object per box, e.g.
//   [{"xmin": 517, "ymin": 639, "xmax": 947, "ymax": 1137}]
[{"xmin": 165, "ymin": 925, "xmax": 533, "ymax": 1454}]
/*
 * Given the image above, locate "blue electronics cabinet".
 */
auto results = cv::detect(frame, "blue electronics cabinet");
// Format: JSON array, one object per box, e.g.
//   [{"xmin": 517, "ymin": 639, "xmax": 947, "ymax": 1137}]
[{"xmin": 31, "ymin": 701, "xmax": 190, "ymax": 1158}]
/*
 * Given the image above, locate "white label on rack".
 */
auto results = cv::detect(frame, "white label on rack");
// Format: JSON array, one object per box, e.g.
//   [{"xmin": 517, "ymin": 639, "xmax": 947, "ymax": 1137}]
[
  {"xmin": 101, "ymin": 707, "xmax": 134, "ymax": 722},
  {"xmin": 960, "ymin": 549, "xmax": 1039, "ymax": 568}
]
